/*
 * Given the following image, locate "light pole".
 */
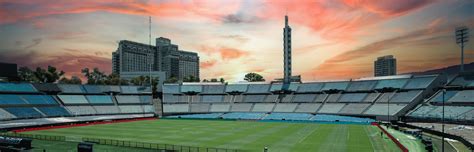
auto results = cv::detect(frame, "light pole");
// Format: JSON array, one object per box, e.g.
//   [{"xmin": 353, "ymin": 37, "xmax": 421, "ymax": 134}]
[
  {"xmin": 455, "ymin": 26, "xmax": 469, "ymax": 72},
  {"xmin": 387, "ymin": 91, "xmax": 390, "ymax": 124},
  {"xmin": 442, "ymin": 89, "xmax": 446, "ymax": 152}
]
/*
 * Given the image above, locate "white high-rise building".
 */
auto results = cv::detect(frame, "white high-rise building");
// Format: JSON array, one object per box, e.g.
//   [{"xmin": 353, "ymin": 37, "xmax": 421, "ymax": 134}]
[{"xmin": 112, "ymin": 37, "xmax": 200, "ymax": 81}]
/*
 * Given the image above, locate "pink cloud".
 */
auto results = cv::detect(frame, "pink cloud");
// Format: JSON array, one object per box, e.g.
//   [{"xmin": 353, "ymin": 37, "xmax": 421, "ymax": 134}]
[
  {"xmin": 342, "ymin": 0, "xmax": 435, "ymax": 17},
  {"xmin": 0, "ymin": 0, "xmax": 241, "ymax": 24},
  {"xmin": 256, "ymin": 0, "xmax": 435, "ymax": 41}
]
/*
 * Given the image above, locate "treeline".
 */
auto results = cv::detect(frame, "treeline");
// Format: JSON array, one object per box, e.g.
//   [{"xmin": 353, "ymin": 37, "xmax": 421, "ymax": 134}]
[
  {"xmin": 17, "ymin": 65, "xmax": 267, "ymax": 85},
  {"xmin": 17, "ymin": 66, "xmax": 158, "ymax": 86}
]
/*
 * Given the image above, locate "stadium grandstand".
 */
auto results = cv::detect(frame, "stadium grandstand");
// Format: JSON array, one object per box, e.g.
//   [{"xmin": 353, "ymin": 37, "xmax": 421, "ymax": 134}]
[
  {"xmin": 0, "ymin": 83, "xmax": 156, "ymax": 129},
  {"xmin": 1, "ymin": 74, "xmax": 474, "ymax": 151}
]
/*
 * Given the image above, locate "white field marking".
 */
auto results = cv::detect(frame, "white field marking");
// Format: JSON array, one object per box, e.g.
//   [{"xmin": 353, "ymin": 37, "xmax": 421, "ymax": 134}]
[
  {"xmin": 297, "ymin": 125, "xmax": 319, "ymax": 143},
  {"xmin": 347, "ymin": 130, "xmax": 350, "ymax": 140},
  {"xmin": 364, "ymin": 127, "xmax": 375, "ymax": 151}
]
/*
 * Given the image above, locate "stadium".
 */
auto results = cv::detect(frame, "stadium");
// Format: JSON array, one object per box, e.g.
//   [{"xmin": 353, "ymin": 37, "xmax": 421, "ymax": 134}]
[
  {"xmin": 0, "ymin": 73, "xmax": 473, "ymax": 151},
  {"xmin": 0, "ymin": 1, "xmax": 473, "ymax": 152}
]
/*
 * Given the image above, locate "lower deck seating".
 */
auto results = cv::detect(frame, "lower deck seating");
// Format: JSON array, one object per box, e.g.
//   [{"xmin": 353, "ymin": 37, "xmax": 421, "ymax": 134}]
[
  {"xmin": 230, "ymin": 103, "xmax": 253, "ymax": 112},
  {"xmin": 273, "ymin": 103, "xmax": 298, "ymax": 112},
  {"xmin": 168, "ymin": 113, "xmax": 224, "ymax": 119},
  {"xmin": 142, "ymin": 105, "xmax": 155, "ymax": 113},
  {"xmin": 190, "ymin": 104, "xmax": 210, "ymax": 112},
  {"xmin": 318, "ymin": 104, "xmax": 345, "ymax": 114},
  {"xmin": 251, "ymin": 103, "xmax": 275, "ymax": 112},
  {"xmin": 36, "ymin": 107, "xmax": 71, "ymax": 117},
  {"xmin": 263, "ymin": 113, "xmax": 313, "ymax": 121},
  {"xmin": 119, "ymin": 105, "xmax": 144, "ymax": 113},
  {"xmin": 294, "ymin": 103, "xmax": 320, "ymax": 113},
  {"xmin": 338, "ymin": 104, "xmax": 371, "ymax": 114},
  {"xmin": 93, "ymin": 106, "xmax": 120, "ymax": 114},
  {"xmin": 364, "ymin": 104, "xmax": 406, "ymax": 115},
  {"xmin": 210, "ymin": 104, "xmax": 230, "ymax": 112},
  {"xmin": 66, "ymin": 106, "xmax": 97, "ymax": 115},
  {"xmin": 3, "ymin": 107, "xmax": 43, "ymax": 118},
  {"xmin": 167, "ymin": 112, "xmax": 375, "ymax": 124},
  {"xmin": 0, "ymin": 108, "xmax": 16, "ymax": 120},
  {"xmin": 311, "ymin": 114, "xmax": 374, "ymax": 123},
  {"xmin": 410, "ymin": 106, "xmax": 474, "ymax": 120},
  {"xmin": 221, "ymin": 112, "xmax": 266, "ymax": 120},
  {"xmin": 163, "ymin": 104, "xmax": 189, "ymax": 113},
  {"xmin": 0, "ymin": 114, "xmax": 154, "ymax": 129}
]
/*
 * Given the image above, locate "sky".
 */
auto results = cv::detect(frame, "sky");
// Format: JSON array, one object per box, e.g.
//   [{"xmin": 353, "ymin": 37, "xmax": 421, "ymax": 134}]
[{"xmin": 0, "ymin": 0, "xmax": 473, "ymax": 82}]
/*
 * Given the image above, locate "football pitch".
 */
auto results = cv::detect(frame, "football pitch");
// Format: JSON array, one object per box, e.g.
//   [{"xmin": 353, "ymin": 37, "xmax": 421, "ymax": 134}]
[{"xmin": 24, "ymin": 119, "xmax": 403, "ymax": 152}]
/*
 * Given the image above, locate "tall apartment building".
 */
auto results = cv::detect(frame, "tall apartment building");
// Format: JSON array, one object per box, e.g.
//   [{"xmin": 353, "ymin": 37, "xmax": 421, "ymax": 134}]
[
  {"xmin": 112, "ymin": 37, "xmax": 200, "ymax": 81},
  {"xmin": 374, "ymin": 55, "xmax": 397, "ymax": 77}
]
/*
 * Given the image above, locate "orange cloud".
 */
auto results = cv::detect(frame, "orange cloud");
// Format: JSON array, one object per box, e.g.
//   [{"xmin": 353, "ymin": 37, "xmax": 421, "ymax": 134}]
[
  {"xmin": 220, "ymin": 47, "xmax": 249, "ymax": 61},
  {"xmin": 256, "ymin": 0, "xmax": 435, "ymax": 42},
  {"xmin": 0, "ymin": 0, "xmax": 241, "ymax": 24},
  {"xmin": 200, "ymin": 60, "xmax": 217, "ymax": 69},
  {"xmin": 199, "ymin": 45, "xmax": 249, "ymax": 61}
]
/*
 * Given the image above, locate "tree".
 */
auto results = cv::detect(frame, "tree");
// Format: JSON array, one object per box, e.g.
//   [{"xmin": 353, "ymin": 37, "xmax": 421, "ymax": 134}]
[
  {"xmin": 219, "ymin": 78, "xmax": 225, "ymax": 84},
  {"xmin": 105, "ymin": 73, "xmax": 129, "ymax": 85},
  {"xmin": 33, "ymin": 65, "xmax": 65, "ymax": 83},
  {"xmin": 183, "ymin": 75, "xmax": 200, "ymax": 82},
  {"xmin": 164, "ymin": 77, "xmax": 178, "ymax": 83},
  {"xmin": 58, "ymin": 76, "xmax": 82, "ymax": 84},
  {"xmin": 150, "ymin": 76, "xmax": 159, "ymax": 98},
  {"xmin": 82, "ymin": 68, "xmax": 107, "ymax": 85},
  {"xmin": 131, "ymin": 75, "xmax": 147, "ymax": 85},
  {"xmin": 244, "ymin": 72, "xmax": 265, "ymax": 82},
  {"xmin": 210, "ymin": 78, "xmax": 218, "ymax": 82},
  {"xmin": 18, "ymin": 66, "xmax": 39, "ymax": 82},
  {"xmin": 202, "ymin": 79, "xmax": 209, "ymax": 82}
]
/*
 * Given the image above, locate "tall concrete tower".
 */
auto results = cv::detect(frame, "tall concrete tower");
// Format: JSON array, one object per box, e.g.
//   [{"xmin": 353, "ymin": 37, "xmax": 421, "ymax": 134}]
[{"xmin": 283, "ymin": 15, "xmax": 292, "ymax": 83}]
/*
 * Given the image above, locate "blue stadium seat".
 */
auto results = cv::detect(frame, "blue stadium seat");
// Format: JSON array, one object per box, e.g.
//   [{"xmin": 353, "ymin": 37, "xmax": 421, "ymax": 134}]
[
  {"xmin": 225, "ymin": 84, "xmax": 248, "ymax": 92},
  {"xmin": 296, "ymin": 83, "xmax": 324, "ymax": 92},
  {"xmin": 3, "ymin": 107, "xmax": 43, "ymax": 118},
  {"xmin": 221, "ymin": 112, "xmax": 266, "ymax": 120},
  {"xmin": 167, "ymin": 113, "xmax": 224, "ymax": 119},
  {"xmin": 36, "ymin": 107, "xmax": 71, "ymax": 117},
  {"xmin": 311, "ymin": 114, "xmax": 374, "ymax": 123},
  {"xmin": 429, "ymin": 91, "xmax": 458, "ymax": 102},
  {"xmin": 139, "ymin": 95, "xmax": 152, "ymax": 103},
  {"xmin": 263, "ymin": 113, "xmax": 314, "ymax": 121},
  {"xmin": 22, "ymin": 95, "xmax": 57, "ymax": 104},
  {"xmin": 0, "ymin": 83, "xmax": 37, "ymax": 92},
  {"xmin": 181, "ymin": 85, "xmax": 202, "ymax": 93},
  {"xmin": 0, "ymin": 95, "xmax": 28, "ymax": 105},
  {"xmin": 163, "ymin": 85, "xmax": 181, "ymax": 94},
  {"xmin": 202, "ymin": 85, "xmax": 225, "ymax": 94},
  {"xmin": 86, "ymin": 95, "xmax": 114, "ymax": 104}
]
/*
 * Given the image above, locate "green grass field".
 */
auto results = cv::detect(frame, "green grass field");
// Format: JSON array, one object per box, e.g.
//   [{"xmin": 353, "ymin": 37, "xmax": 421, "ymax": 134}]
[{"xmin": 24, "ymin": 119, "xmax": 404, "ymax": 152}]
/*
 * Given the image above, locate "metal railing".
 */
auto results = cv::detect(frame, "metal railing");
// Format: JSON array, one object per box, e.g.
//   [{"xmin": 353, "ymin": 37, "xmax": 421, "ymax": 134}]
[
  {"xmin": 0, "ymin": 132, "xmax": 65, "ymax": 141},
  {"xmin": 82, "ymin": 137, "xmax": 242, "ymax": 152}
]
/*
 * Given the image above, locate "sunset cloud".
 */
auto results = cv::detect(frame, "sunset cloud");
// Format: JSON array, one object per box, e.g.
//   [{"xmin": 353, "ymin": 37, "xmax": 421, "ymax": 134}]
[{"xmin": 0, "ymin": 0, "xmax": 472, "ymax": 82}]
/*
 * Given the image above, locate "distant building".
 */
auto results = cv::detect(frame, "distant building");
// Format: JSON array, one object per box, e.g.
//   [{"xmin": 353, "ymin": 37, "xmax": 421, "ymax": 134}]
[
  {"xmin": 112, "ymin": 37, "xmax": 200, "ymax": 81},
  {"xmin": 374, "ymin": 55, "xmax": 397, "ymax": 77},
  {"xmin": 0, "ymin": 62, "xmax": 17, "ymax": 81},
  {"xmin": 178, "ymin": 50, "xmax": 199, "ymax": 80}
]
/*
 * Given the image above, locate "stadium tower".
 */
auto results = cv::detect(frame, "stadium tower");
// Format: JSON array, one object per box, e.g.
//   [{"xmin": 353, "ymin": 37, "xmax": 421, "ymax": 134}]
[{"xmin": 283, "ymin": 15, "xmax": 292, "ymax": 84}]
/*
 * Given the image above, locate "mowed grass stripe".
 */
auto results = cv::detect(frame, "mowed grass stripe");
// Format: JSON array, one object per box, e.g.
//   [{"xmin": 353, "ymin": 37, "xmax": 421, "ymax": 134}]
[
  {"xmin": 267, "ymin": 123, "xmax": 320, "ymax": 152},
  {"xmin": 318, "ymin": 125, "xmax": 348, "ymax": 152},
  {"xmin": 25, "ymin": 119, "xmax": 390, "ymax": 152},
  {"xmin": 365, "ymin": 125, "xmax": 401, "ymax": 152}
]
